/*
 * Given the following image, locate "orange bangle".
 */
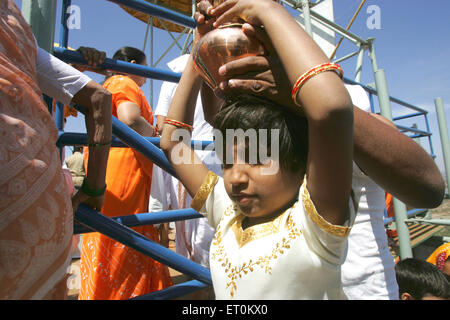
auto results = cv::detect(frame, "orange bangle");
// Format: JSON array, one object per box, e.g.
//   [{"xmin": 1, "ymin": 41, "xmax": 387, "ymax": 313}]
[
  {"xmin": 291, "ymin": 63, "xmax": 344, "ymax": 106},
  {"xmin": 164, "ymin": 118, "xmax": 194, "ymax": 131}
]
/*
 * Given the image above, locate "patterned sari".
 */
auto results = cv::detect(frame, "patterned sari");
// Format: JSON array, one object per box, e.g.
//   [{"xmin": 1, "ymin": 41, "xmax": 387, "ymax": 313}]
[{"xmin": 0, "ymin": 0, "xmax": 73, "ymax": 299}]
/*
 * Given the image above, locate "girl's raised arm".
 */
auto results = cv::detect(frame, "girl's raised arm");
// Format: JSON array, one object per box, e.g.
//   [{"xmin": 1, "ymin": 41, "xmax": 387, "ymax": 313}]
[
  {"xmin": 159, "ymin": 56, "xmax": 210, "ymax": 198},
  {"xmin": 212, "ymin": 0, "xmax": 354, "ymax": 226}
]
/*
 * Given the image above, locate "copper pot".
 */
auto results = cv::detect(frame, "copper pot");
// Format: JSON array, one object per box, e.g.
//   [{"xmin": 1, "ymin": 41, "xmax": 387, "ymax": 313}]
[{"xmin": 192, "ymin": 23, "xmax": 264, "ymax": 89}]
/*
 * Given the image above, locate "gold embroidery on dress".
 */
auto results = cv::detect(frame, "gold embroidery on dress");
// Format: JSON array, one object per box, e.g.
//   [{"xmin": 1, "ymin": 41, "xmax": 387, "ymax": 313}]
[
  {"xmin": 211, "ymin": 208, "xmax": 302, "ymax": 298},
  {"xmin": 190, "ymin": 171, "xmax": 219, "ymax": 212},
  {"xmin": 301, "ymin": 178, "xmax": 351, "ymax": 237},
  {"xmin": 231, "ymin": 208, "xmax": 291, "ymax": 248}
]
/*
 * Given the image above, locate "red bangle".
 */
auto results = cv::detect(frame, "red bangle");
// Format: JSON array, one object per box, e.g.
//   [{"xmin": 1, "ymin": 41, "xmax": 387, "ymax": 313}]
[
  {"xmin": 164, "ymin": 118, "xmax": 194, "ymax": 131},
  {"xmin": 291, "ymin": 63, "xmax": 344, "ymax": 106}
]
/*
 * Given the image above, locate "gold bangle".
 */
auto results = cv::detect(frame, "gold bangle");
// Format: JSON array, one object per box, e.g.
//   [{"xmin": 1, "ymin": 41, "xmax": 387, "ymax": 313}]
[
  {"xmin": 291, "ymin": 63, "xmax": 344, "ymax": 106},
  {"xmin": 164, "ymin": 118, "xmax": 194, "ymax": 131}
]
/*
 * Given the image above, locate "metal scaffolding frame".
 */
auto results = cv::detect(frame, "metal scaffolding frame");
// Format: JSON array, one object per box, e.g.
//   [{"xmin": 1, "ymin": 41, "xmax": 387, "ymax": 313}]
[{"xmin": 21, "ymin": 0, "xmax": 450, "ymax": 299}]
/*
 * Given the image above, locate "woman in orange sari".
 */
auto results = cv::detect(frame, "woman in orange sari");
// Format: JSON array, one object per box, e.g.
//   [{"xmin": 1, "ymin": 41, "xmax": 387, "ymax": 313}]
[
  {"xmin": 0, "ymin": 1, "xmax": 111, "ymax": 299},
  {"xmin": 79, "ymin": 47, "xmax": 173, "ymax": 300}
]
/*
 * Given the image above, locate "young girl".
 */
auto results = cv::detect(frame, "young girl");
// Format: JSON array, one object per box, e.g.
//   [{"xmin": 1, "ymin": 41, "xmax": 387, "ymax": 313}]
[{"xmin": 160, "ymin": 0, "xmax": 354, "ymax": 299}]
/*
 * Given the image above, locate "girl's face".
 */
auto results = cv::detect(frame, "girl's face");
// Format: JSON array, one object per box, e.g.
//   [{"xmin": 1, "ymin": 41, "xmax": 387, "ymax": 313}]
[{"xmin": 222, "ymin": 144, "xmax": 303, "ymax": 225}]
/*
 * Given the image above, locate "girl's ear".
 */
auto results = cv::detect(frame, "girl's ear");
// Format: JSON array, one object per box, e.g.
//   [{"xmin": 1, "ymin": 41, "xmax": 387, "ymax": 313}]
[{"xmin": 130, "ymin": 59, "xmax": 137, "ymax": 64}]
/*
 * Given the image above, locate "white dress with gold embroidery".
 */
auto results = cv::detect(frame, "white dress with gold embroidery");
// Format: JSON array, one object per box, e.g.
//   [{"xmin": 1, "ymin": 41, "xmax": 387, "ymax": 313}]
[{"xmin": 191, "ymin": 172, "xmax": 355, "ymax": 300}]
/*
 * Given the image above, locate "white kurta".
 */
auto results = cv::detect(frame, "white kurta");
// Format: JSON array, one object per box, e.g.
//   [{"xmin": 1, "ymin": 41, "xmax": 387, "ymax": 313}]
[
  {"xmin": 35, "ymin": 43, "xmax": 91, "ymax": 106},
  {"xmin": 342, "ymin": 84, "xmax": 399, "ymax": 300},
  {"xmin": 191, "ymin": 172, "xmax": 355, "ymax": 300}
]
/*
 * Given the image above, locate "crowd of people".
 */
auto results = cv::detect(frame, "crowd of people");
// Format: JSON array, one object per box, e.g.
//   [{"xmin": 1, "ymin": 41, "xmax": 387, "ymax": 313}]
[{"xmin": 1, "ymin": 0, "xmax": 449, "ymax": 300}]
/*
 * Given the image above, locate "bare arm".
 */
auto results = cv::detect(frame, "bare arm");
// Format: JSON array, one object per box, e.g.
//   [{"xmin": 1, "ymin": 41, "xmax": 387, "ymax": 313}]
[
  {"xmin": 160, "ymin": 56, "xmax": 210, "ymax": 198},
  {"xmin": 71, "ymin": 80, "xmax": 112, "ymax": 211},
  {"xmin": 116, "ymin": 101, "xmax": 156, "ymax": 137},
  {"xmin": 200, "ymin": 81, "xmax": 222, "ymax": 125},
  {"xmin": 353, "ymin": 108, "xmax": 444, "ymax": 208}
]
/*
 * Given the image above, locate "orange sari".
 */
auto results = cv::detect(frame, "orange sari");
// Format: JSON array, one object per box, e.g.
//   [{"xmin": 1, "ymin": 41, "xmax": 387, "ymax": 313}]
[
  {"xmin": 0, "ymin": 1, "xmax": 73, "ymax": 299},
  {"xmin": 79, "ymin": 75, "xmax": 172, "ymax": 300}
]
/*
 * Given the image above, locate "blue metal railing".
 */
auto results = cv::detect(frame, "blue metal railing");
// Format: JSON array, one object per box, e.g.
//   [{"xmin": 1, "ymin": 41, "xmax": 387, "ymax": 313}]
[
  {"xmin": 53, "ymin": 47, "xmax": 181, "ymax": 83},
  {"xmin": 75, "ymin": 205, "xmax": 212, "ymax": 285},
  {"xmin": 52, "ymin": 0, "xmax": 440, "ymax": 299},
  {"xmin": 74, "ymin": 208, "xmax": 203, "ymax": 235},
  {"xmin": 343, "ymin": 77, "xmax": 435, "ymax": 158}
]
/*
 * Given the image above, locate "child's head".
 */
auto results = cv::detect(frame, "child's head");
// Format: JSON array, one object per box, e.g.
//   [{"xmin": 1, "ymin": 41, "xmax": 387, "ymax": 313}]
[
  {"xmin": 395, "ymin": 258, "xmax": 450, "ymax": 300},
  {"xmin": 214, "ymin": 94, "xmax": 308, "ymax": 174},
  {"xmin": 112, "ymin": 46, "xmax": 147, "ymax": 87},
  {"xmin": 213, "ymin": 94, "xmax": 308, "ymax": 221},
  {"xmin": 113, "ymin": 46, "xmax": 146, "ymax": 65}
]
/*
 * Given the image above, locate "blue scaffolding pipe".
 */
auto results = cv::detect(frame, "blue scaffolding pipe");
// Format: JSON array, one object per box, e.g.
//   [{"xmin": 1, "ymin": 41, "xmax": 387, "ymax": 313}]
[
  {"xmin": 389, "ymin": 96, "xmax": 428, "ymax": 114},
  {"xmin": 107, "ymin": 0, "xmax": 197, "ymax": 29},
  {"xmin": 397, "ymin": 124, "xmax": 431, "ymax": 136},
  {"xmin": 57, "ymin": 131, "xmax": 214, "ymax": 150},
  {"xmin": 110, "ymin": 114, "xmax": 177, "ymax": 176},
  {"xmin": 368, "ymin": 92, "xmax": 375, "ymax": 113},
  {"xmin": 70, "ymin": 104, "xmax": 176, "ymax": 177},
  {"xmin": 130, "ymin": 280, "xmax": 209, "ymax": 300},
  {"xmin": 54, "ymin": 102, "xmax": 64, "ymax": 131},
  {"xmin": 53, "ymin": 47, "xmax": 181, "ymax": 83},
  {"xmin": 424, "ymin": 114, "xmax": 436, "ymax": 157},
  {"xmin": 59, "ymin": 0, "xmax": 71, "ymax": 47},
  {"xmin": 384, "ymin": 208, "xmax": 428, "ymax": 225},
  {"xmin": 409, "ymin": 134, "xmax": 434, "ymax": 143},
  {"xmin": 74, "ymin": 208, "xmax": 204, "ymax": 235},
  {"xmin": 344, "ymin": 77, "xmax": 428, "ymax": 114},
  {"xmin": 393, "ymin": 112, "xmax": 426, "ymax": 122},
  {"xmin": 75, "ymin": 204, "xmax": 213, "ymax": 285}
]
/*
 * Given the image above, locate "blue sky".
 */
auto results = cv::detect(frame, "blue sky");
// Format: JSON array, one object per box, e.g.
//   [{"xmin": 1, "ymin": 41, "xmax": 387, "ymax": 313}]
[{"xmin": 14, "ymin": 0, "xmax": 450, "ymax": 179}]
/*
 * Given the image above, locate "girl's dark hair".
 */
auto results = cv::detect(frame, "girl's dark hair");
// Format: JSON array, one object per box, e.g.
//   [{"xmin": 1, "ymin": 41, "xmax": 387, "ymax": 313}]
[
  {"xmin": 112, "ymin": 46, "xmax": 146, "ymax": 64},
  {"xmin": 395, "ymin": 258, "xmax": 450, "ymax": 299},
  {"xmin": 213, "ymin": 94, "xmax": 308, "ymax": 173}
]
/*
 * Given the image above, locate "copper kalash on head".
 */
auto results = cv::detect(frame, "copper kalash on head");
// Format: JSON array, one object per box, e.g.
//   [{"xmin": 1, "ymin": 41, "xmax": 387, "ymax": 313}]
[{"xmin": 192, "ymin": 2, "xmax": 264, "ymax": 90}]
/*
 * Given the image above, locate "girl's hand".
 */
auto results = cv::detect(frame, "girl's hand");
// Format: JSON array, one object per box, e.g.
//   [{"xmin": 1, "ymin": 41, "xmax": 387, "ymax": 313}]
[{"xmin": 211, "ymin": 0, "xmax": 275, "ymax": 28}]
